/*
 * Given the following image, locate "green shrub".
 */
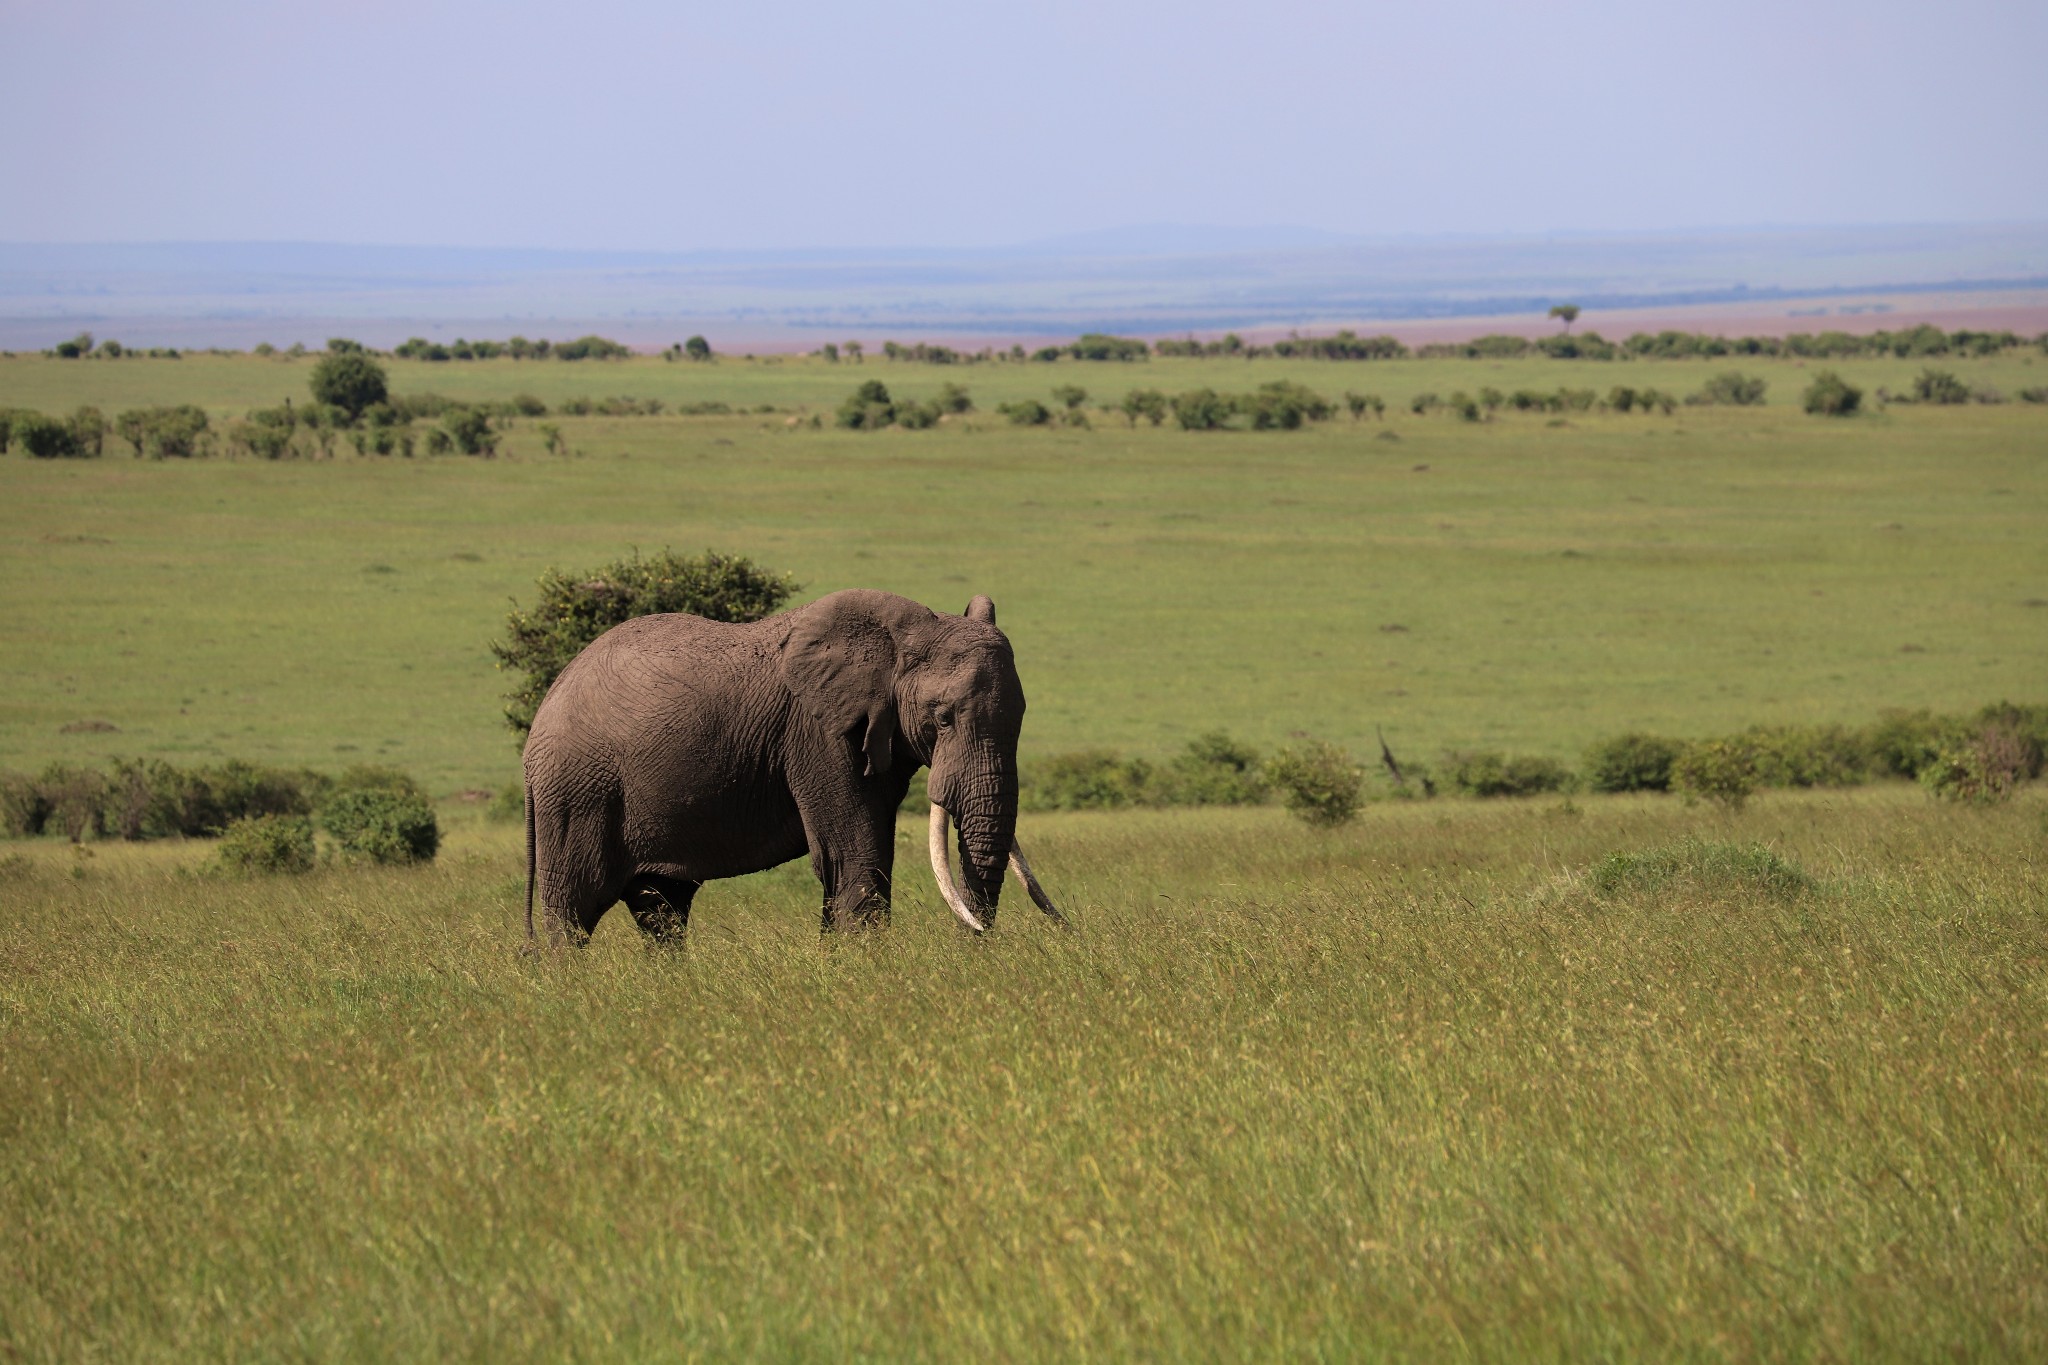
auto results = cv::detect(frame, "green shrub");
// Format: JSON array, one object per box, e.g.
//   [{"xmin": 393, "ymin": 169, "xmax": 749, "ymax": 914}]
[
  {"xmin": 1687, "ymin": 371, "xmax": 1768, "ymax": 406},
  {"xmin": 309, "ymin": 351, "xmax": 389, "ymax": 423},
  {"xmin": 1861, "ymin": 709, "xmax": 1966, "ymax": 778},
  {"xmin": 29, "ymin": 764, "xmax": 110, "ymax": 841},
  {"xmin": 1919, "ymin": 730, "xmax": 2028, "ymax": 805},
  {"xmin": 115, "ymin": 405, "xmax": 210, "ymax": 458},
  {"xmin": 933, "ymin": 383, "xmax": 973, "ymax": 414},
  {"xmin": 1121, "ymin": 389, "xmax": 1168, "ymax": 426},
  {"xmin": 1171, "ymin": 389, "xmax": 1232, "ymax": 430},
  {"xmin": 1741, "ymin": 724, "xmax": 1870, "ymax": 787},
  {"xmin": 1154, "ymin": 732, "xmax": 1268, "ymax": 806},
  {"xmin": 1051, "ymin": 385, "xmax": 1089, "ymax": 411},
  {"xmin": 213, "ymin": 815, "xmax": 316, "ymax": 875},
  {"xmin": 492, "ymin": 549, "xmax": 798, "ymax": 735},
  {"xmin": 1020, "ymin": 751, "xmax": 1154, "ymax": 811},
  {"xmin": 1803, "ymin": 370, "xmax": 1863, "ymax": 416},
  {"xmin": 0, "ymin": 771, "xmax": 50, "ymax": 837},
  {"xmin": 1590, "ymin": 837, "xmax": 1812, "ymax": 900},
  {"xmin": 1583, "ymin": 733, "xmax": 1683, "ymax": 792},
  {"xmin": 103, "ymin": 757, "xmax": 324, "ymax": 839},
  {"xmin": 1238, "ymin": 381, "xmax": 1333, "ymax": 429},
  {"xmin": 837, "ymin": 380, "xmax": 895, "ymax": 430},
  {"xmin": 1409, "ymin": 392, "xmax": 1440, "ymax": 415},
  {"xmin": 1671, "ymin": 739, "xmax": 1758, "ymax": 810},
  {"xmin": 1911, "ymin": 368, "xmax": 1971, "ymax": 404},
  {"xmin": 442, "ymin": 406, "xmax": 495, "ymax": 455},
  {"xmin": 997, "ymin": 399, "xmax": 1051, "ymax": 426},
  {"xmin": 15, "ymin": 411, "xmax": 83, "ymax": 459},
  {"xmin": 1444, "ymin": 751, "xmax": 1572, "ymax": 798},
  {"xmin": 321, "ymin": 788, "xmax": 438, "ymax": 863},
  {"xmin": 1264, "ymin": 740, "xmax": 1364, "ymax": 827}
]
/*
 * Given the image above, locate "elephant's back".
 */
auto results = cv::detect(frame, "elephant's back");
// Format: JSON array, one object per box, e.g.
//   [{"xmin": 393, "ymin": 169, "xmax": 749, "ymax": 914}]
[{"xmin": 530, "ymin": 613, "xmax": 776, "ymax": 739}]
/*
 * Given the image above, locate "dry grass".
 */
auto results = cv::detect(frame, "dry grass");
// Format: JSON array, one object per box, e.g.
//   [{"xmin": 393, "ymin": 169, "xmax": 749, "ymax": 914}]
[{"xmin": 4, "ymin": 786, "xmax": 2044, "ymax": 1358}]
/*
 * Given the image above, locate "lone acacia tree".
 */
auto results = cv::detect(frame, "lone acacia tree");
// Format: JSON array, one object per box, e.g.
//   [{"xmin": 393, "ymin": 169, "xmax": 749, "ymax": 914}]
[{"xmin": 1548, "ymin": 304, "xmax": 1581, "ymax": 334}]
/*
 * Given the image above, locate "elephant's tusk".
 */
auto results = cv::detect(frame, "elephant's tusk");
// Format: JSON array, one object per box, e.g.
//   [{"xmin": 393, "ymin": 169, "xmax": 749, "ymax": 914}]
[
  {"xmin": 927, "ymin": 804, "xmax": 986, "ymax": 934},
  {"xmin": 1008, "ymin": 839, "xmax": 1066, "ymax": 925}
]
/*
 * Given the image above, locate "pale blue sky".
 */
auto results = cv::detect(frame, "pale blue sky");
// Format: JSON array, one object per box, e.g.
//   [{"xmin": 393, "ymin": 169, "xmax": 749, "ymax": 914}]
[{"xmin": 3, "ymin": 0, "xmax": 2043, "ymax": 251}]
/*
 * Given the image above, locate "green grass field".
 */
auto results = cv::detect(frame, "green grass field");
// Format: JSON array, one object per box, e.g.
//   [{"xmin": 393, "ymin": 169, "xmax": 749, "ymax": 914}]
[
  {"xmin": 3, "ymin": 353, "xmax": 2045, "ymax": 794},
  {"xmin": 4, "ymin": 792, "xmax": 2045, "ymax": 1357},
  {"xmin": 3, "ymin": 351, "xmax": 2047, "ymax": 1357}
]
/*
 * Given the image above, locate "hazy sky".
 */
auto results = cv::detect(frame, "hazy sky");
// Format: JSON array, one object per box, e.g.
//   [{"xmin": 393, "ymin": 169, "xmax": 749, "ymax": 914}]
[{"xmin": 4, "ymin": 0, "xmax": 2043, "ymax": 251}]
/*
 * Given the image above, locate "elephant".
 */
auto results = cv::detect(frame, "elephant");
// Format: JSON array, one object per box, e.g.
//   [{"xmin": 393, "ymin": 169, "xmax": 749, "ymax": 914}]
[{"xmin": 522, "ymin": 588, "xmax": 1063, "ymax": 943}]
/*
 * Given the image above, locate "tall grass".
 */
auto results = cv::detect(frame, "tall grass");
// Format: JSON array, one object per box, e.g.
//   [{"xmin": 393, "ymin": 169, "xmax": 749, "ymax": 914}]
[{"xmin": 4, "ymin": 788, "xmax": 2044, "ymax": 1357}]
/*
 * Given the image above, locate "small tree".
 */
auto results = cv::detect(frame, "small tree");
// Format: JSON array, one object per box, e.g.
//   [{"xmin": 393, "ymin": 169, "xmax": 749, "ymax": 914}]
[
  {"xmin": 1548, "ymin": 304, "xmax": 1580, "ymax": 334},
  {"xmin": 309, "ymin": 351, "xmax": 389, "ymax": 424},
  {"xmin": 844, "ymin": 341, "xmax": 864, "ymax": 364},
  {"xmin": 819, "ymin": 343, "xmax": 840, "ymax": 363},
  {"xmin": 1120, "ymin": 389, "xmax": 1168, "ymax": 427},
  {"xmin": 442, "ymin": 406, "xmax": 495, "ymax": 455},
  {"xmin": 15, "ymin": 412, "xmax": 81, "ymax": 458},
  {"xmin": 1051, "ymin": 384, "xmax": 1089, "ymax": 411},
  {"xmin": 492, "ymin": 550, "xmax": 798, "ymax": 736},
  {"xmin": 684, "ymin": 335, "xmax": 712, "ymax": 362},
  {"xmin": 1171, "ymin": 388, "xmax": 1232, "ymax": 430},
  {"xmin": 836, "ymin": 380, "xmax": 895, "ymax": 430},
  {"xmin": 69, "ymin": 406, "xmax": 107, "ymax": 457},
  {"xmin": 1264, "ymin": 740, "xmax": 1364, "ymax": 827},
  {"xmin": 1803, "ymin": 370, "xmax": 1863, "ymax": 416}
]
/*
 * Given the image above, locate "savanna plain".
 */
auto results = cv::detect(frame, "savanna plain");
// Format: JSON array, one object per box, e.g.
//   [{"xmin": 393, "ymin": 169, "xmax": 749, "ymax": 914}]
[{"xmin": 3, "ymin": 348, "xmax": 2046, "ymax": 1358}]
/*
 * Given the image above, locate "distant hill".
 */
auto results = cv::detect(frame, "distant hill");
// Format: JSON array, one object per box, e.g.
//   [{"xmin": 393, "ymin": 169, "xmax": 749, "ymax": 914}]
[{"xmin": 2, "ymin": 222, "xmax": 2043, "ymax": 350}]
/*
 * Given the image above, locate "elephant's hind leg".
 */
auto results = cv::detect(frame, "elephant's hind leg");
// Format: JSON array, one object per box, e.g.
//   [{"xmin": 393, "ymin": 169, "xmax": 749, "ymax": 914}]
[{"xmin": 626, "ymin": 874, "xmax": 699, "ymax": 946}]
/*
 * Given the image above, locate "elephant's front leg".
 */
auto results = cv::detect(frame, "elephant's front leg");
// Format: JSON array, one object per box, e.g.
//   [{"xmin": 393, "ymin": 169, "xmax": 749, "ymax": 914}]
[
  {"xmin": 625, "ymin": 874, "xmax": 699, "ymax": 946},
  {"xmin": 805, "ymin": 798, "xmax": 899, "ymax": 934}
]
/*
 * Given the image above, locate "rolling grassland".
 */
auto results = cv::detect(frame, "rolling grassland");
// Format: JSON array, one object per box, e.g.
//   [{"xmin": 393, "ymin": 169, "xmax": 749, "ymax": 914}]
[{"xmin": 2, "ymin": 351, "xmax": 2046, "ymax": 1357}]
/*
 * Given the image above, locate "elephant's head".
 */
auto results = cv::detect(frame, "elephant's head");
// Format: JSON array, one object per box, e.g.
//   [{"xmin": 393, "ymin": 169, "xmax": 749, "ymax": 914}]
[{"xmin": 780, "ymin": 590, "xmax": 1062, "ymax": 932}]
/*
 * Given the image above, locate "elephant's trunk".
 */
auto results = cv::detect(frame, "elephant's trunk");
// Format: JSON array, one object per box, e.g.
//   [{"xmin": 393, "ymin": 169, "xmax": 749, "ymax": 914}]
[{"xmin": 952, "ymin": 803, "xmax": 1015, "ymax": 915}]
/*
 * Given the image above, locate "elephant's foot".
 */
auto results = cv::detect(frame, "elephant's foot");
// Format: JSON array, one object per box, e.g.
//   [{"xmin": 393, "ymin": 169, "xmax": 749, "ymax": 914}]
[
  {"xmin": 819, "ymin": 890, "xmax": 891, "ymax": 934},
  {"xmin": 626, "ymin": 875, "xmax": 698, "ymax": 947}
]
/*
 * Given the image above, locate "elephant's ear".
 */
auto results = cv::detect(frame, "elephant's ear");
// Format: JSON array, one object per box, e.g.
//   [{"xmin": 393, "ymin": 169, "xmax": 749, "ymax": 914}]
[
  {"xmin": 966, "ymin": 595, "xmax": 996, "ymax": 624},
  {"xmin": 780, "ymin": 601, "xmax": 898, "ymax": 777}
]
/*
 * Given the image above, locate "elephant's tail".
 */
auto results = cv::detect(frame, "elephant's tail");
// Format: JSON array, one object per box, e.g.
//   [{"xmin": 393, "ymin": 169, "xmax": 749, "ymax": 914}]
[{"xmin": 523, "ymin": 777, "xmax": 537, "ymax": 941}]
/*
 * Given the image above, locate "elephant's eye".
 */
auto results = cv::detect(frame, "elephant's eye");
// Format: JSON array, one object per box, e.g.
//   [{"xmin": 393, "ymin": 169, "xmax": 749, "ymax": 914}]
[{"xmin": 936, "ymin": 709, "xmax": 954, "ymax": 730}]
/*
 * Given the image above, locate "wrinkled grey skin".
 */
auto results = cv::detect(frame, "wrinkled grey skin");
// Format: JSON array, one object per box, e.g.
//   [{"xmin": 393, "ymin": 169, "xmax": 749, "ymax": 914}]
[{"xmin": 523, "ymin": 589, "xmax": 1024, "ymax": 942}]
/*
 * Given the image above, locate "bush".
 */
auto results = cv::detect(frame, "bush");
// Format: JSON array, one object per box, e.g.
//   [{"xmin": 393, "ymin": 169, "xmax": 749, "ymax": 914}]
[
  {"xmin": 15, "ymin": 411, "xmax": 82, "ymax": 459},
  {"xmin": 1264, "ymin": 740, "xmax": 1363, "ymax": 827},
  {"xmin": 1583, "ymin": 733, "xmax": 1683, "ymax": 792},
  {"xmin": 1051, "ymin": 385, "xmax": 1089, "ymax": 411},
  {"xmin": 1155, "ymin": 732, "xmax": 1268, "ymax": 806},
  {"xmin": 1919, "ymin": 728, "xmax": 2030, "ymax": 805},
  {"xmin": 998, "ymin": 399, "xmax": 1052, "ymax": 426},
  {"xmin": 116, "ymin": 404, "xmax": 211, "ymax": 458},
  {"xmin": 492, "ymin": 549, "xmax": 798, "ymax": 735},
  {"xmin": 1409, "ymin": 392, "xmax": 1440, "ymax": 415},
  {"xmin": 933, "ymin": 383, "xmax": 973, "ymax": 414},
  {"xmin": 1741, "ymin": 724, "xmax": 1869, "ymax": 788},
  {"xmin": 1911, "ymin": 368, "xmax": 1971, "ymax": 405},
  {"xmin": 1020, "ymin": 751, "xmax": 1154, "ymax": 811},
  {"xmin": 1671, "ymin": 739, "xmax": 1758, "ymax": 810},
  {"xmin": 321, "ymin": 787, "xmax": 438, "ymax": 864},
  {"xmin": 309, "ymin": 351, "xmax": 390, "ymax": 423},
  {"xmin": 1238, "ymin": 381, "xmax": 1333, "ymax": 429},
  {"xmin": 1590, "ymin": 837, "xmax": 1812, "ymax": 900},
  {"xmin": 1861, "ymin": 709, "xmax": 1966, "ymax": 779},
  {"xmin": 683, "ymin": 335, "xmax": 712, "ymax": 362},
  {"xmin": 837, "ymin": 380, "xmax": 895, "ymax": 430},
  {"xmin": 1171, "ymin": 389, "xmax": 1232, "ymax": 431},
  {"xmin": 1688, "ymin": 371, "xmax": 1768, "ymax": 406},
  {"xmin": 1803, "ymin": 370, "xmax": 1862, "ymax": 416},
  {"xmin": 213, "ymin": 815, "xmax": 316, "ymax": 875},
  {"xmin": 1120, "ymin": 389, "xmax": 1168, "ymax": 426},
  {"xmin": 1444, "ymin": 751, "xmax": 1572, "ymax": 797},
  {"xmin": 441, "ymin": 406, "xmax": 495, "ymax": 455},
  {"xmin": 1067, "ymin": 334, "xmax": 1149, "ymax": 361},
  {"xmin": 102, "ymin": 757, "xmax": 324, "ymax": 839}
]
